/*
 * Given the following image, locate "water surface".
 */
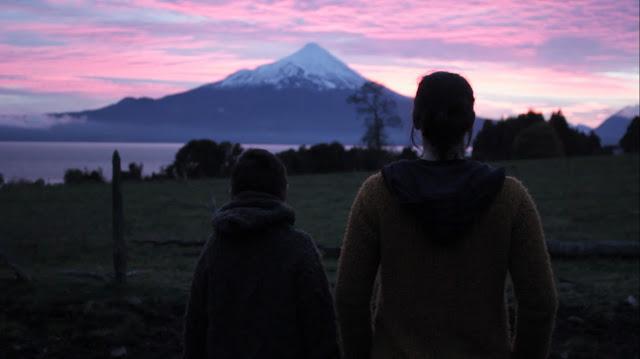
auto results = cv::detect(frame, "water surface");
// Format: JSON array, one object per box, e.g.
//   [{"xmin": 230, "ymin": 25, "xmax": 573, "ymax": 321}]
[{"xmin": 0, "ymin": 141, "xmax": 297, "ymax": 183}]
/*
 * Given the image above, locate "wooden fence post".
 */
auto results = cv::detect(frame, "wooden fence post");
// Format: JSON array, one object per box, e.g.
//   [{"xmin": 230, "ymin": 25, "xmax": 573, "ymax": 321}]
[{"xmin": 112, "ymin": 150, "xmax": 127, "ymax": 284}]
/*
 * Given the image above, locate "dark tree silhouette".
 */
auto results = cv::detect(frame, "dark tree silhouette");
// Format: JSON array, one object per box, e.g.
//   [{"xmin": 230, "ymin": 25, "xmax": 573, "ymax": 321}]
[
  {"xmin": 276, "ymin": 144, "xmax": 411, "ymax": 174},
  {"xmin": 619, "ymin": 116, "xmax": 640, "ymax": 153},
  {"xmin": 169, "ymin": 139, "xmax": 244, "ymax": 179},
  {"xmin": 548, "ymin": 110, "xmax": 601, "ymax": 156},
  {"xmin": 397, "ymin": 146, "xmax": 419, "ymax": 160},
  {"xmin": 347, "ymin": 81, "xmax": 402, "ymax": 150},
  {"xmin": 475, "ymin": 109, "xmax": 602, "ymax": 160},
  {"xmin": 122, "ymin": 162, "xmax": 143, "ymax": 181},
  {"xmin": 513, "ymin": 121, "xmax": 564, "ymax": 159},
  {"xmin": 64, "ymin": 168, "xmax": 106, "ymax": 184},
  {"xmin": 472, "ymin": 110, "xmax": 545, "ymax": 160}
]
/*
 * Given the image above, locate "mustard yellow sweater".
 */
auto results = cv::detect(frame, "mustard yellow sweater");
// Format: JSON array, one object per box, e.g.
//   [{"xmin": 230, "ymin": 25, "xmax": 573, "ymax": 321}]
[{"xmin": 335, "ymin": 173, "xmax": 558, "ymax": 359}]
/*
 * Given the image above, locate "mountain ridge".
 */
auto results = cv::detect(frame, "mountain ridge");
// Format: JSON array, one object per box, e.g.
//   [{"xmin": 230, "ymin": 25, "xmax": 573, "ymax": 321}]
[
  {"xmin": 0, "ymin": 43, "xmax": 636, "ymax": 146},
  {"xmin": 595, "ymin": 104, "xmax": 639, "ymax": 146},
  {"xmin": 0, "ymin": 43, "xmax": 414, "ymax": 144}
]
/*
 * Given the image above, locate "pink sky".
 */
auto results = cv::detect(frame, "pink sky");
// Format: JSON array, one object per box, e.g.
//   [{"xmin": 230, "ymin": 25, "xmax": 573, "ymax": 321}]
[{"xmin": 0, "ymin": 0, "xmax": 638, "ymax": 127}]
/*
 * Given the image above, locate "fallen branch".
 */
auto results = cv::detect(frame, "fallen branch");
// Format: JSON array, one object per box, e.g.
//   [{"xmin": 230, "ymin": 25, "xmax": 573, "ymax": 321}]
[
  {"xmin": 60, "ymin": 270, "xmax": 109, "ymax": 282},
  {"xmin": 546, "ymin": 240, "xmax": 640, "ymax": 258},
  {"xmin": 318, "ymin": 240, "xmax": 640, "ymax": 259},
  {"xmin": 60, "ymin": 269, "xmax": 148, "ymax": 282},
  {"xmin": 132, "ymin": 239, "xmax": 205, "ymax": 247}
]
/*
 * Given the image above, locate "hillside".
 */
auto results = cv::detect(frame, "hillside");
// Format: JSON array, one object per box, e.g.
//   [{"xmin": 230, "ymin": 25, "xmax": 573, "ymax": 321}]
[{"xmin": 0, "ymin": 44, "xmax": 414, "ymax": 145}]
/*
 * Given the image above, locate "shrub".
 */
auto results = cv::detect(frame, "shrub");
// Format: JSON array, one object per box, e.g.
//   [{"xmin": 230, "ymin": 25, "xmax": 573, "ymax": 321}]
[
  {"xmin": 398, "ymin": 146, "xmax": 419, "ymax": 160},
  {"xmin": 548, "ymin": 111, "xmax": 602, "ymax": 156},
  {"xmin": 473, "ymin": 110, "xmax": 546, "ymax": 160},
  {"xmin": 64, "ymin": 168, "xmax": 106, "ymax": 184},
  {"xmin": 620, "ymin": 116, "xmax": 639, "ymax": 153},
  {"xmin": 122, "ymin": 162, "xmax": 143, "ymax": 181},
  {"xmin": 277, "ymin": 144, "xmax": 411, "ymax": 174},
  {"xmin": 513, "ymin": 122, "xmax": 564, "ymax": 159},
  {"xmin": 167, "ymin": 139, "xmax": 244, "ymax": 179}
]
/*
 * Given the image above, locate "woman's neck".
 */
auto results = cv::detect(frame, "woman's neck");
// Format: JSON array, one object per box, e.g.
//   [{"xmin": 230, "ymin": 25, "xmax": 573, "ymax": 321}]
[{"xmin": 421, "ymin": 141, "xmax": 465, "ymax": 161}]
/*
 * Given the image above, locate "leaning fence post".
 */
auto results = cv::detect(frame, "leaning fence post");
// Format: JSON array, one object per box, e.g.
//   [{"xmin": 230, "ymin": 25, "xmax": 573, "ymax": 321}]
[{"xmin": 112, "ymin": 150, "xmax": 127, "ymax": 284}]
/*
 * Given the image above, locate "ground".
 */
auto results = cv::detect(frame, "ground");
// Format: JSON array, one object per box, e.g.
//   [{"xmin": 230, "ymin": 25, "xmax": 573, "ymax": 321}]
[{"xmin": 0, "ymin": 155, "xmax": 638, "ymax": 358}]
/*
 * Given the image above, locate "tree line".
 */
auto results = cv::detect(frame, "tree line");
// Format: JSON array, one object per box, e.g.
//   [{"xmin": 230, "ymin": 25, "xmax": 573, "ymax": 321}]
[
  {"xmin": 472, "ymin": 110, "xmax": 606, "ymax": 161},
  {"xmin": 153, "ymin": 140, "xmax": 419, "ymax": 180},
  {"xmin": 4, "ymin": 81, "xmax": 636, "ymax": 185}
]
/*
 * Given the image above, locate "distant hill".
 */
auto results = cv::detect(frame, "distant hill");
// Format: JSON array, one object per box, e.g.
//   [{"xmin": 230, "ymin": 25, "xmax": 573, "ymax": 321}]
[
  {"xmin": 595, "ymin": 104, "xmax": 639, "ymax": 146},
  {"xmin": 0, "ymin": 44, "xmax": 411, "ymax": 145},
  {"xmin": 573, "ymin": 124, "xmax": 593, "ymax": 135},
  {"xmin": 0, "ymin": 43, "xmax": 495, "ymax": 146}
]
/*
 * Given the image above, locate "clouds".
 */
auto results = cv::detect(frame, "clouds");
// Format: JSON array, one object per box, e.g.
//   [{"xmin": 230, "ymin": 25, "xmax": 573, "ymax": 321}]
[
  {"xmin": 0, "ymin": 113, "xmax": 86, "ymax": 129},
  {"xmin": 0, "ymin": 0, "xmax": 638, "ymax": 126}
]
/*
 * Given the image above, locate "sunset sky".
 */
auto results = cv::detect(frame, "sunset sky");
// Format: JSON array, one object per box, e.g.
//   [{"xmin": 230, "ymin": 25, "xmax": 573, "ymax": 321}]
[{"xmin": 1, "ymin": 0, "xmax": 638, "ymax": 127}]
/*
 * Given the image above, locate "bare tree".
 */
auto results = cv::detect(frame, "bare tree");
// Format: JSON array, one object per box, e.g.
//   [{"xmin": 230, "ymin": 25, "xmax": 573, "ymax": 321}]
[{"xmin": 347, "ymin": 81, "xmax": 402, "ymax": 150}]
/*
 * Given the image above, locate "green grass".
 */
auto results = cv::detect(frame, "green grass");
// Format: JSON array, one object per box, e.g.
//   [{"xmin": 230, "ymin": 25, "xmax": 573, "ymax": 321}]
[
  {"xmin": 0, "ymin": 154, "xmax": 638, "ymax": 358},
  {"xmin": 497, "ymin": 155, "xmax": 639, "ymax": 242}
]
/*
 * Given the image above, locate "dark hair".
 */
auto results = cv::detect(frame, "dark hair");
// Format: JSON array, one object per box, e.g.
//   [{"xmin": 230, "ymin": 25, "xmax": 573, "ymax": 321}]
[
  {"xmin": 231, "ymin": 149, "xmax": 287, "ymax": 200},
  {"xmin": 412, "ymin": 71, "xmax": 475, "ymax": 159}
]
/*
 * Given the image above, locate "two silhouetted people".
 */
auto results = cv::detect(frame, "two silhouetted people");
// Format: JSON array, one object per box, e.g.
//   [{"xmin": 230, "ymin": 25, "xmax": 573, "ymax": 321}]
[{"xmin": 183, "ymin": 71, "xmax": 558, "ymax": 359}]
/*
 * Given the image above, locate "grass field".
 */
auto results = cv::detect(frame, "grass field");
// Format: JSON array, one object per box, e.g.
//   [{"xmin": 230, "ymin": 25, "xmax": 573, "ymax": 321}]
[{"xmin": 1, "ymin": 154, "xmax": 639, "ymax": 358}]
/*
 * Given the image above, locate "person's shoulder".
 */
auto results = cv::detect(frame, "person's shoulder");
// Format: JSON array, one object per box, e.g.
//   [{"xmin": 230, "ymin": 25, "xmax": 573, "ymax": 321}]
[
  {"xmin": 362, "ymin": 171, "xmax": 385, "ymax": 189},
  {"xmin": 357, "ymin": 171, "xmax": 389, "ymax": 201},
  {"xmin": 500, "ymin": 176, "xmax": 533, "ymax": 207}
]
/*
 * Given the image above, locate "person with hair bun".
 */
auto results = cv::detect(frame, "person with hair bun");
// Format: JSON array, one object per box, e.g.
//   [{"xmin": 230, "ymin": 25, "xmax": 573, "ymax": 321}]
[{"xmin": 336, "ymin": 72, "xmax": 558, "ymax": 358}]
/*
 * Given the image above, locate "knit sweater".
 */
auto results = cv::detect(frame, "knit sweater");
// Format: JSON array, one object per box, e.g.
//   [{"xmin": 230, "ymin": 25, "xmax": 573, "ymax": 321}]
[
  {"xmin": 183, "ymin": 191, "xmax": 339, "ymax": 359},
  {"xmin": 335, "ymin": 168, "xmax": 558, "ymax": 359}
]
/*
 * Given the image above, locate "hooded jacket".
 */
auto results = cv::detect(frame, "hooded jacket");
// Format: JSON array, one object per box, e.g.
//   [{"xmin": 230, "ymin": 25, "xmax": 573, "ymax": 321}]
[
  {"xmin": 381, "ymin": 159, "xmax": 506, "ymax": 243},
  {"xmin": 335, "ymin": 160, "xmax": 558, "ymax": 359},
  {"xmin": 183, "ymin": 191, "xmax": 339, "ymax": 359}
]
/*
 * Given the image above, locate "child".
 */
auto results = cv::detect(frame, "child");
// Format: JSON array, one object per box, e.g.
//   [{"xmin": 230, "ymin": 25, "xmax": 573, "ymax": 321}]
[{"xmin": 183, "ymin": 149, "xmax": 338, "ymax": 359}]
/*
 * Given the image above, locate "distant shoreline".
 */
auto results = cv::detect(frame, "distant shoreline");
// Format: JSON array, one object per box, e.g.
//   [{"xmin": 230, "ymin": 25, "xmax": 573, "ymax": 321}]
[
  {"xmin": 0, "ymin": 141, "xmax": 302, "ymax": 183},
  {"xmin": 2, "ymin": 141, "xmax": 410, "ymax": 183}
]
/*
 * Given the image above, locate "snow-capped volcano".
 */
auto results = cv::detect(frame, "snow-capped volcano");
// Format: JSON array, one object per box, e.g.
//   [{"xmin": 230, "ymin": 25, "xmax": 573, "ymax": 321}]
[
  {"xmin": 216, "ymin": 43, "xmax": 366, "ymax": 90},
  {"xmin": 0, "ymin": 43, "xmax": 413, "ymax": 144}
]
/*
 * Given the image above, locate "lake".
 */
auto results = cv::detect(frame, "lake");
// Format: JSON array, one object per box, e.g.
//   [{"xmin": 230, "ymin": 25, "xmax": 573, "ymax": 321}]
[{"xmin": 0, "ymin": 141, "xmax": 298, "ymax": 183}]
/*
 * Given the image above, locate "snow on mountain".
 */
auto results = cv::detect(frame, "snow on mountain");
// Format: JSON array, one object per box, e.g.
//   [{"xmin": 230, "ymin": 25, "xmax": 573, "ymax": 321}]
[
  {"xmin": 595, "ymin": 104, "xmax": 639, "ymax": 146},
  {"xmin": 613, "ymin": 104, "xmax": 640, "ymax": 119},
  {"xmin": 215, "ymin": 43, "xmax": 366, "ymax": 90}
]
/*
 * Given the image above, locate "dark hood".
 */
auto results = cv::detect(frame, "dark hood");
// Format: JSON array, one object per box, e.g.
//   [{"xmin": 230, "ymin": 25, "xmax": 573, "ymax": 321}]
[
  {"xmin": 381, "ymin": 159, "xmax": 505, "ymax": 244},
  {"xmin": 212, "ymin": 191, "xmax": 295, "ymax": 237}
]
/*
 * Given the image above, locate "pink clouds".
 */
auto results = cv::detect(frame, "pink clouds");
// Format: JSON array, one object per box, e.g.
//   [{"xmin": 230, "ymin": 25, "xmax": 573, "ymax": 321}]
[
  {"xmin": 0, "ymin": 0, "xmax": 638, "ymax": 126},
  {"xmin": 354, "ymin": 57, "xmax": 638, "ymax": 126}
]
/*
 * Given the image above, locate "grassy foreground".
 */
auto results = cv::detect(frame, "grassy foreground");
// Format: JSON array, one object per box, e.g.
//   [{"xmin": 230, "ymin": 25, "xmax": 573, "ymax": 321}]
[{"xmin": 1, "ymin": 155, "xmax": 638, "ymax": 358}]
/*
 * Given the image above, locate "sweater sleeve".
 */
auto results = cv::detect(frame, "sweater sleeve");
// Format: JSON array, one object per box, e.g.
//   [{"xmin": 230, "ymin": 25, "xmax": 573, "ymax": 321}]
[
  {"xmin": 295, "ymin": 235, "xmax": 340, "ymax": 359},
  {"xmin": 182, "ymin": 240, "xmax": 211, "ymax": 359},
  {"xmin": 335, "ymin": 175, "xmax": 381, "ymax": 359},
  {"xmin": 508, "ymin": 181, "xmax": 558, "ymax": 359}
]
